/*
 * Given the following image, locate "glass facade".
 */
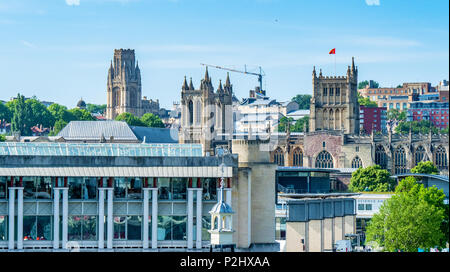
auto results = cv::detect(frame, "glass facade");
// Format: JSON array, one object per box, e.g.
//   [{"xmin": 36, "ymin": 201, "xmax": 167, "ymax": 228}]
[
  {"xmin": 0, "ymin": 177, "xmax": 7, "ymax": 199},
  {"xmin": 23, "ymin": 177, "xmax": 52, "ymax": 199},
  {"xmin": 68, "ymin": 177, "xmax": 97, "ymax": 200},
  {"xmin": 0, "ymin": 216, "xmax": 6, "ymax": 241},
  {"xmin": 157, "ymin": 216, "xmax": 187, "ymax": 241},
  {"xmin": 114, "ymin": 216, "xmax": 142, "ymax": 240},
  {"xmin": 23, "ymin": 216, "xmax": 52, "ymax": 241},
  {"xmin": 68, "ymin": 216, "xmax": 97, "ymax": 241}
]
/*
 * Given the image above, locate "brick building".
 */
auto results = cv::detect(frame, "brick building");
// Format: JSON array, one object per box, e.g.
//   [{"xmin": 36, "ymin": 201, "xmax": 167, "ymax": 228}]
[
  {"xmin": 407, "ymin": 101, "xmax": 449, "ymax": 129},
  {"xmin": 359, "ymin": 105, "xmax": 387, "ymax": 134}
]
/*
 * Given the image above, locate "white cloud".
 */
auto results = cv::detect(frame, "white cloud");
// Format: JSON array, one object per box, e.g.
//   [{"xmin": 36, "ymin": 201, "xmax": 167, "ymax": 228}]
[
  {"xmin": 65, "ymin": 0, "xmax": 80, "ymax": 6},
  {"xmin": 365, "ymin": 0, "xmax": 380, "ymax": 6},
  {"xmin": 21, "ymin": 40, "xmax": 36, "ymax": 48}
]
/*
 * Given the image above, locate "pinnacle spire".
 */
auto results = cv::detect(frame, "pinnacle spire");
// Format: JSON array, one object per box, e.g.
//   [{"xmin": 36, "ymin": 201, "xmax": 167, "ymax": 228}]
[
  {"xmin": 225, "ymin": 72, "xmax": 231, "ymax": 86},
  {"xmin": 204, "ymin": 66, "xmax": 210, "ymax": 81},
  {"xmin": 351, "ymin": 57, "xmax": 355, "ymax": 71},
  {"xmin": 217, "ymin": 79, "xmax": 223, "ymax": 92},
  {"xmin": 189, "ymin": 77, "xmax": 195, "ymax": 90},
  {"xmin": 182, "ymin": 76, "xmax": 188, "ymax": 90}
]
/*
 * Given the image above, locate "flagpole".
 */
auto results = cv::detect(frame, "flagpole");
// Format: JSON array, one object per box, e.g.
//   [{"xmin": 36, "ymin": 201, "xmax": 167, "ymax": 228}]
[{"xmin": 334, "ymin": 53, "xmax": 336, "ymax": 77}]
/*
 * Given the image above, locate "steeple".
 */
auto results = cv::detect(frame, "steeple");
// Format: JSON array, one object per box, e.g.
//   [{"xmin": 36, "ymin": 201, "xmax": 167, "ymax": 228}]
[
  {"xmin": 189, "ymin": 77, "xmax": 195, "ymax": 90},
  {"xmin": 351, "ymin": 57, "xmax": 356, "ymax": 73},
  {"xmin": 217, "ymin": 80, "xmax": 223, "ymax": 93},
  {"xmin": 224, "ymin": 73, "xmax": 232, "ymax": 94},
  {"xmin": 182, "ymin": 76, "xmax": 189, "ymax": 91},
  {"xmin": 312, "ymin": 66, "xmax": 316, "ymax": 77},
  {"xmin": 204, "ymin": 66, "xmax": 210, "ymax": 82}
]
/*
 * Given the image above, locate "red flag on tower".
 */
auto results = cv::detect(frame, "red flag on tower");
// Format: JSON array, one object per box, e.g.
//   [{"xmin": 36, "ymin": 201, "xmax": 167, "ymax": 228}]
[{"xmin": 329, "ymin": 48, "xmax": 336, "ymax": 54}]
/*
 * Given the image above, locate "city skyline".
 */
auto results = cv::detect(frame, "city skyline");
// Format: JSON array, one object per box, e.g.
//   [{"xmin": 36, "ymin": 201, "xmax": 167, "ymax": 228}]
[{"xmin": 0, "ymin": 0, "xmax": 448, "ymax": 109}]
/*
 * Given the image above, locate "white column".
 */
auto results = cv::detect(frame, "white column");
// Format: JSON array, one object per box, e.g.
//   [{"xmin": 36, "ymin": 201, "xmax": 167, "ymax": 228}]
[
  {"xmin": 224, "ymin": 188, "xmax": 232, "ymax": 207},
  {"xmin": 195, "ymin": 188, "xmax": 202, "ymax": 249},
  {"xmin": 98, "ymin": 188, "xmax": 105, "ymax": 249},
  {"xmin": 17, "ymin": 188, "xmax": 23, "ymax": 250},
  {"xmin": 107, "ymin": 188, "xmax": 114, "ymax": 249},
  {"xmin": 248, "ymin": 169, "xmax": 252, "ymax": 247},
  {"xmin": 187, "ymin": 189, "xmax": 194, "ymax": 249},
  {"xmin": 61, "ymin": 188, "xmax": 69, "ymax": 250},
  {"xmin": 8, "ymin": 188, "xmax": 15, "ymax": 250},
  {"xmin": 53, "ymin": 188, "xmax": 60, "ymax": 250},
  {"xmin": 142, "ymin": 188, "xmax": 150, "ymax": 249},
  {"xmin": 151, "ymin": 188, "xmax": 158, "ymax": 249}
]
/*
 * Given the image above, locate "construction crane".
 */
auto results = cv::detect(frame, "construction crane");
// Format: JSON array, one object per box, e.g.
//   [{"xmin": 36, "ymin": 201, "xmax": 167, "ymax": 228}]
[{"xmin": 200, "ymin": 63, "xmax": 266, "ymax": 96}]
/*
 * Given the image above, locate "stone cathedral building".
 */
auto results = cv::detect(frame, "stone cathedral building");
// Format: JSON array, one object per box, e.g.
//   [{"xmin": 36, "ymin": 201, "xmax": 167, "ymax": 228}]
[
  {"xmin": 179, "ymin": 67, "xmax": 233, "ymax": 155},
  {"xmin": 270, "ymin": 58, "xmax": 449, "ymax": 182},
  {"xmin": 106, "ymin": 49, "xmax": 160, "ymax": 120}
]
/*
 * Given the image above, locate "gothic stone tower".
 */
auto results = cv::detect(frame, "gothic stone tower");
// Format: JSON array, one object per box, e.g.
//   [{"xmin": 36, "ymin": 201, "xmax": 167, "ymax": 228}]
[
  {"xmin": 309, "ymin": 57, "xmax": 360, "ymax": 134},
  {"xmin": 179, "ymin": 68, "xmax": 233, "ymax": 155},
  {"xmin": 106, "ymin": 49, "xmax": 142, "ymax": 120}
]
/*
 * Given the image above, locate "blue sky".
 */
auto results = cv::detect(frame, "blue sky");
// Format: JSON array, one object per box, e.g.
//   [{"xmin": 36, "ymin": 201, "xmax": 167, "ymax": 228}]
[{"xmin": 0, "ymin": 0, "xmax": 448, "ymax": 109}]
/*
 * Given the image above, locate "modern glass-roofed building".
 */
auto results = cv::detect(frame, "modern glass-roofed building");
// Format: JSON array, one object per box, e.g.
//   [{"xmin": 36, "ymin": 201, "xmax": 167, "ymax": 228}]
[{"xmin": 0, "ymin": 142, "xmax": 239, "ymax": 252}]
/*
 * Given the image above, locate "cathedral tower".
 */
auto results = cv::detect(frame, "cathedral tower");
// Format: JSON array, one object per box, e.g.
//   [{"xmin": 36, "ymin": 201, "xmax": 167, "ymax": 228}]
[
  {"xmin": 106, "ymin": 49, "xmax": 142, "ymax": 120},
  {"xmin": 309, "ymin": 57, "xmax": 360, "ymax": 134}
]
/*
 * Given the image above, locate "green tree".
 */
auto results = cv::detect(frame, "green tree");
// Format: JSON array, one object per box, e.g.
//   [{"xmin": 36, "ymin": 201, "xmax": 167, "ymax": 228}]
[
  {"xmin": 0, "ymin": 134, "xmax": 5, "ymax": 142},
  {"xmin": 358, "ymin": 80, "xmax": 379, "ymax": 89},
  {"xmin": 49, "ymin": 119, "xmax": 68, "ymax": 136},
  {"xmin": 115, "ymin": 112, "xmax": 145, "ymax": 127},
  {"xmin": 11, "ymin": 94, "xmax": 33, "ymax": 136},
  {"xmin": 387, "ymin": 109, "xmax": 407, "ymax": 121},
  {"xmin": 395, "ymin": 120, "xmax": 438, "ymax": 135},
  {"xmin": 291, "ymin": 94, "xmax": 312, "ymax": 110},
  {"xmin": 349, "ymin": 165, "xmax": 396, "ymax": 192},
  {"xmin": 357, "ymin": 93, "xmax": 378, "ymax": 107},
  {"xmin": 141, "ymin": 113, "xmax": 165, "ymax": 128},
  {"xmin": 411, "ymin": 161, "xmax": 439, "ymax": 175},
  {"xmin": 366, "ymin": 178, "xmax": 447, "ymax": 251},
  {"xmin": 86, "ymin": 104, "xmax": 107, "ymax": 114},
  {"xmin": 48, "ymin": 104, "xmax": 77, "ymax": 123},
  {"xmin": 277, "ymin": 116, "xmax": 293, "ymax": 132},
  {"xmin": 26, "ymin": 98, "xmax": 55, "ymax": 128},
  {"xmin": 396, "ymin": 84, "xmax": 403, "ymax": 88},
  {"xmin": 0, "ymin": 102, "xmax": 12, "ymax": 123},
  {"xmin": 68, "ymin": 108, "xmax": 95, "ymax": 121},
  {"xmin": 291, "ymin": 115, "xmax": 309, "ymax": 132}
]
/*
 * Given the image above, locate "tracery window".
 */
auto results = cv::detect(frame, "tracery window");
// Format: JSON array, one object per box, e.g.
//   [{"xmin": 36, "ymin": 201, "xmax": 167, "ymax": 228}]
[
  {"xmin": 434, "ymin": 145, "xmax": 448, "ymax": 170},
  {"xmin": 394, "ymin": 146, "xmax": 407, "ymax": 174},
  {"xmin": 293, "ymin": 148, "xmax": 303, "ymax": 167},
  {"xmin": 414, "ymin": 146, "xmax": 426, "ymax": 166},
  {"xmin": 274, "ymin": 148, "xmax": 285, "ymax": 166},
  {"xmin": 315, "ymin": 151, "xmax": 333, "ymax": 168},
  {"xmin": 351, "ymin": 156, "xmax": 363, "ymax": 168},
  {"xmin": 375, "ymin": 145, "xmax": 387, "ymax": 169}
]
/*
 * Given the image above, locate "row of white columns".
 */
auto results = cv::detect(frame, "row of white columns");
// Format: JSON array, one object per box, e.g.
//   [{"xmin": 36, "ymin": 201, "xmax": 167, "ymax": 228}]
[{"xmin": 7, "ymin": 184, "xmax": 232, "ymax": 251}]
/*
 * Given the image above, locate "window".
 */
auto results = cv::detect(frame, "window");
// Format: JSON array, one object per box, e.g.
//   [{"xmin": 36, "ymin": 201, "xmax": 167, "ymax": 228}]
[
  {"xmin": 434, "ymin": 145, "xmax": 448, "ymax": 170},
  {"xmin": 356, "ymin": 146, "xmax": 359, "ymax": 152},
  {"xmin": 113, "ymin": 216, "xmax": 142, "ymax": 240},
  {"xmin": 69, "ymin": 177, "xmax": 97, "ymax": 200},
  {"xmin": 23, "ymin": 216, "xmax": 52, "ymax": 241},
  {"xmin": 351, "ymin": 156, "xmax": 363, "ymax": 168},
  {"xmin": 188, "ymin": 100, "xmax": 193, "ymax": 125},
  {"xmin": 157, "ymin": 216, "xmax": 186, "ymax": 241},
  {"xmin": 274, "ymin": 148, "xmax": 285, "ymax": 166},
  {"xmin": 68, "ymin": 216, "xmax": 97, "ymax": 241},
  {"xmin": 336, "ymin": 88, "xmax": 340, "ymax": 96},
  {"xmin": 414, "ymin": 146, "xmax": 426, "ymax": 166},
  {"xmin": 375, "ymin": 145, "xmax": 387, "ymax": 169},
  {"xmin": 293, "ymin": 148, "xmax": 303, "ymax": 167},
  {"xmin": 315, "ymin": 151, "xmax": 333, "ymax": 168},
  {"xmin": 172, "ymin": 178, "xmax": 187, "ymax": 200},
  {"xmin": 0, "ymin": 216, "xmax": 6, "ymax": 241},
  {"xmin": 365, "ymin": 204, "xmax": 372, "ymax": 211},
  {"xmin": 394, "ymin": 146, "xmax": 407, "ymax": 174},
  {"xmin": 358, "ymin": 204, "xmax": 365, "ymax": 210},
  {"xmin": 323, "ymin": 88, "xmax": 327, "ymax": 96},
  {"xmin": 330, "ymin": 88, "xmax": 334, "ymax": 96},
  {"xmin": 202, "ymin": 178, "xmax": 217, "ymax": 201},
  {"xmin": 158, "ymin": 178, "xmax": 171, "ymax": 200}
]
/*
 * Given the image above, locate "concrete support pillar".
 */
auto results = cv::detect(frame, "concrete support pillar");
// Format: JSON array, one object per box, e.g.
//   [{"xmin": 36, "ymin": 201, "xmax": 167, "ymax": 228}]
[
  {"xmin": 107, "ymin": 188, "xmax": 114, "ymax": 249},
  {"xmin": 53, "ymin": 189, "xmax": 60, "ymax": 250},
  {"xmin": 17, "ymin": 188, "xmax": 23, "ymax": 250},
  {"xmin": 187, "ymin": 189, "xmax": 194, "ymax": 249},
  {"xmin": 195, "ymin": 189, "xmax": 202, "ymax": 249},
  {"xmin": 98, "ymin": 188, "xmax": 105, "ymax": 249},
  {"xmin": 142, "ymin": 188, "xmax": 150, "ymax": 249},
  {"xmin": 61, "ymin": 188, "xmax": 68, "ymax": 250},
  {"xmin": 8, "ymin": 188, "xmax": 15, "ymax": 250},
  {"xmin": 151, "ymin": 188, "xmax": 158, "ymax": 249}
]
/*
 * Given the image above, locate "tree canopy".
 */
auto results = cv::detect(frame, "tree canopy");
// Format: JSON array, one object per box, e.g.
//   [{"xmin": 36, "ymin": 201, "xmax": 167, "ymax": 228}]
[
  {"xmin": 115, "ymin": 112, "xmax": 145, "ymax": 127},
  {"xmin": 395, "ymin": 120, "xmax": 439, "ymax": 135},
  {"xmin": 11, "ymin": 94, "xmax": 33, "ymax": 136},
  {"xmin": 358, "ymin": 80, "xmax": 379, "ymax": 89},
  {"xmin": 86, "ymin": 104, "xmax": 107, "ymax": 114},
  {"xmin": 68, "ymin": 108, "xmax": 96, "ymax": 121},
  {"xmin": 349, "ymin": 165, "xmax": 396, "ymax": 192},
  {"xmin": 386, "ymin": 109, "xmax": 407, "ymax": 121},
  {"xmin": 366, "ymin": 177, "xmax": 447, "ymax": 251},
  {"xmin": 291, "ymin": 94, "xmax": 312, "ymax": 110},
  {"xmin": 357, "ymin": 93, "xmax": 378, "ymax": 107},
  {"xmin": 0, "ymin": 134, "xmax": 5, "ymax": 142},
  {"xmin": 0, "ymin": 102, "xmax": 12, "ymax": 123},
  {"xmin": 141, "ymin": 113, "xmax": 165, "ymax": 128},
  {"xmin": 411, "ymin": 161, "xmax": 439, "ymax": 175}
]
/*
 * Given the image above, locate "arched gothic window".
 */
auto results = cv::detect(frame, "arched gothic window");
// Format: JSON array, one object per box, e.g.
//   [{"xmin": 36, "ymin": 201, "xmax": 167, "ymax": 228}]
[
  {"xmin": 274, "ymin": 148, "xmax": 284, "ymax": 166},
  {"xmin": 414, "ymin": 146, "xmax": 426, "ymax": 166},
  {"xmin": 351, "ymin": 156, "xmax": 363, "ymax": 168},
  {"xmin": 375, "ymin": 145, "xmax": 387, "ymax": 169},
  {"xmin": 315, "ymin": 151, "xmax": 333, "ymax": 168},
  {"xmin": 188, "ymin": 100, "xmax": 193, "ymax": 125},
  {"xmin": 434, "ymin": 146, "xmax": 448, "ymax": 170},
  {"xmin": 394, "ymin": 146, "xmax": 407, "ymax": 174},
  {"xmin": 293, "ymin": 148, "xmax": 303, "ymax": 167}
]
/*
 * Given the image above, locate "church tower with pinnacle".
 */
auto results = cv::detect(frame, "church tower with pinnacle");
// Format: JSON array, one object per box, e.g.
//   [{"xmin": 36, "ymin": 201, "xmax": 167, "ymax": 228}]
[
  {"xmin": 309, "ymin": 57, "xmax": 360, "ymax": 134},
  {"xmin": 106, "ymin": 49, "xmax": 142, "ymax": 120}
]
